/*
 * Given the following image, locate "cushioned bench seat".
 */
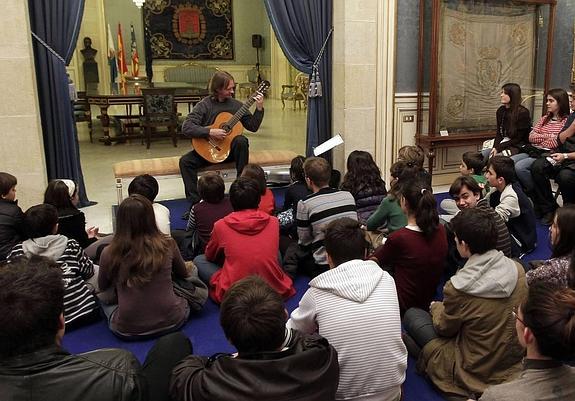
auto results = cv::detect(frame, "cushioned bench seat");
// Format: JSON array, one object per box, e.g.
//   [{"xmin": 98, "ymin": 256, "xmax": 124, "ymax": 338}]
[{"xmin": 113, "ymin": 149, "xmax": 298, "ymax": 204}]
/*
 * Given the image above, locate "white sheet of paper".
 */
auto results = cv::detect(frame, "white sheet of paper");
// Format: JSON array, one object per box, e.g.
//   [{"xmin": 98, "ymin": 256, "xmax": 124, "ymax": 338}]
[{"xmin": 313, "ymin": 134, "xmax": 344, "ymax": 156}]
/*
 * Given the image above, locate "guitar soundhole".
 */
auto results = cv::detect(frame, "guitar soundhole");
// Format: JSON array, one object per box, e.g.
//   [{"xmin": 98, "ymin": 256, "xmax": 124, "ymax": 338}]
[{"xmin": 221, "ymin": 124, "xmax": 231, "ymax": 133}]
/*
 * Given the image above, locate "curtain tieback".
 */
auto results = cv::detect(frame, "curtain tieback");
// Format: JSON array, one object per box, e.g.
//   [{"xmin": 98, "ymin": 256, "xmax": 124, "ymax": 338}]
[
  {"xmin": 31, "ymin": 31, "xmax": 66, "ymax": 65},
  {"xmin": 308, "ymin": 27, "xmax": 333, "ymax": 99}
]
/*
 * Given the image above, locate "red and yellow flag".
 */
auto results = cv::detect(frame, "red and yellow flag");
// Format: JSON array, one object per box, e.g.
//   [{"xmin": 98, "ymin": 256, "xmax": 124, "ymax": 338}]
[
  {"xmin": 117, "ymin": 23, "xmax": 129, "ymax": 83},
  {"xmin": 130, "ymin": 24, "xmax": 139, "ymax": 77}
]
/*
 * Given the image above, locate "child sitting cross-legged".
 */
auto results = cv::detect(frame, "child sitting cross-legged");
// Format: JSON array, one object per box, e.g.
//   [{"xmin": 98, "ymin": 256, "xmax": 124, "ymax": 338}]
[
  {"xmin": 403, "ymin": 207, "xmax": 527, "ymax": 399},
  {"xmin": 175, "ymin": 172, "xmax": 233, "ymax": 260},
  {"xmin": 194, "ymin": 176, "xmax": 295, "ymax": 303},
  {"xmin": 371, "ymin": 176, "xmax": 447, "ymax": 315},
  {"xmin": 8, "ymin": 204, "xmax": 99, "ymax": 327}
]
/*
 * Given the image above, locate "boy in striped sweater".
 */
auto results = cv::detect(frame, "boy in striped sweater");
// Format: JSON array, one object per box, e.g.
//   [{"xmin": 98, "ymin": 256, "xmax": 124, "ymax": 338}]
[
  {"xmin": 8, "ymin": 204, "xmax": 99, "ymax": 327},
  {"xmin": 290, "ymin": 157, "xmax": 357, "ymax": 277},
  {"xmin": 288, "ymin": 218, "xmax": 407, "ymax": 401}
]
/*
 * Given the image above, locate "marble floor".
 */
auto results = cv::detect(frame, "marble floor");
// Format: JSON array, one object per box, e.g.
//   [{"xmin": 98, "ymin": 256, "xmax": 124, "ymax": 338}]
[{"xmin": 78, "ymin": 98, "xmax": 308, "ymax": 233}]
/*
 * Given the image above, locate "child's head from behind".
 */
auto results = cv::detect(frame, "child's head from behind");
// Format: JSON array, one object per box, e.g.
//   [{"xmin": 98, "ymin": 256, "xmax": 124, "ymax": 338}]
[
  {"xmin": 220, "ymin": 276, "xmax": 286, "ymax": 353},
  {"xmin": 229, "ymin": 176, "xmax": 261, "ymax": 211},
  {"xmin": 486, "ymin": 156, "xmax": 515, "ymax": 189},
  {"xmin": 303, "ymin": 157, "xmax": 331, "ymax": 188},
  {"xmin": 44, "ymin": 180, "xmax": 77, "ymax": 210},
  {"xmin": 25, "ymin": 204, "xmax": 59, "ymax": 238},
  {"xmin": 128, "ymin": 174, "xmax": 159, "ymax": 203},
  {"xmin": 0, "ymin": 172, "xmax": 17, "ymax": 201},
  {"xmin": 325, "ymin": 218, "xmax": 367, "ymax": 267},
  {"xmin": 241, "ymin": 164, "xmax": 267, "ymax": 195},
  {"xmin": 289, "ymin": 156, "xmax": 306, "ymax": 183},
  {"xmin": 451, "ymin": 208, "xmax": 497, "ymax": 256},
  {"xmin": 398, "ymin": 145, "xmax": 425, "ymax": 169},
  {"xmin": 198, "ymin": 172, "xmax": 225, "ymax": 204},
  {"xmin": 399, "ymin": 176, "xmax": 439, "ymax": 240},
  {"xmin": 460, "ymin": 151, "xmax": 485, "ymax": 176},
  {"xmin": 115, "ymin": 194, "xmax": 160, "ymax": 239}
]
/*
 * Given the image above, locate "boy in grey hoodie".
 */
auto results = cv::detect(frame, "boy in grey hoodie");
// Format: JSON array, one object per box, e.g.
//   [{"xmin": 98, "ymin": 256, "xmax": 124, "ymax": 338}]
[
  {"xmin": 403, "ymin": 208, "xmax": 527, "ymax": 399},
  {"xmin": 8, "ymin": 204, "xmax": 98, "ymax": 326},
  {"xmin": 288, "ymin": 218, "xmax": 407, "ymax": 401}
]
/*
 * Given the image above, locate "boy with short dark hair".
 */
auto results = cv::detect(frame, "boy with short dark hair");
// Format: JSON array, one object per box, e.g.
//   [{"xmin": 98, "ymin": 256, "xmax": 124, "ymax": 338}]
[
  {"xmin": 7, "ymin": 204, "xmax": 99, "ymax": 326},
  {"xmin": 403, "ymin": 208, "xmax": 526, "ymax": 398},
  {"xmin": 194, "ymin": 176, "xmax": 294, "ymax": 303},
  {"xmin": 0, "ymin": 172, "xmax": 26, "ymax": 261},
  {"xmin": 170, "ymin": 276, "xmax": 339, "ymax": 401},
  {"xmin": 485, "ymin": 156, "xmax": 536, "ymax": 254},
  {"xmin": 292, "ymin": 157, "xmax": 358, "ymax": 277},
  {"xmin": 179, "ymin": 172, "xmax": 232, "ymax": 259},
  {"xmin": 288, "ymin": 217, "xmax": 407, "ymax": 400}
]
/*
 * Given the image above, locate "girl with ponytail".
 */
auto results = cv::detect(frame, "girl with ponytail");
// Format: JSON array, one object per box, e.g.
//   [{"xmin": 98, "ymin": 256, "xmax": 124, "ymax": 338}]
[
  {"xmin": 479, "ymin": 284, "xmax": 575, "ymax": 400},
  {"xmin": 371, "ymin": 177, "xmax": 447, "ymax": 314}
]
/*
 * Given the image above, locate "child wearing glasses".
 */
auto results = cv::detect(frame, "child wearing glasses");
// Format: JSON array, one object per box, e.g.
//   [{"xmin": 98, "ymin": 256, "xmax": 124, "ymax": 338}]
[{"xmin": 478, "ymin": 284, "xmax": 575, "ymax": 400}]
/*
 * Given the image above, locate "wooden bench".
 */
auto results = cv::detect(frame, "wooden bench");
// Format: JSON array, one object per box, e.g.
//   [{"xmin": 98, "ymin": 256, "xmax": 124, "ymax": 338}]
[{"xmin": 112, "ymin": 149, "xmax": 298, "ymax": 204}]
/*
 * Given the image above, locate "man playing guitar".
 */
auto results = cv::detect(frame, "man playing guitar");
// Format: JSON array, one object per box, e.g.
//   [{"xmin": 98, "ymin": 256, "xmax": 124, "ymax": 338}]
[{"xmin": 180, "ymin": 71, "xmax": 264, "ymax": 206}]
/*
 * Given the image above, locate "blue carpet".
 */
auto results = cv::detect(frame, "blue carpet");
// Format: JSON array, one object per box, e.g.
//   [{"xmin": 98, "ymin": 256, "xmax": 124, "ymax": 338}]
[{"xmin": 64, "ymin": 192, "xmax": 548, "ymax": 401}]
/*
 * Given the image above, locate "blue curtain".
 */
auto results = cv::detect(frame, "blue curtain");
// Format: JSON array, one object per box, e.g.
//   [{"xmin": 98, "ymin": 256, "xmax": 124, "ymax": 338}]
[
  {"xmin": 28, "ymin": 0, "xmax": 91, "ymax": 206},
  {"xmin": 264, "ymin": 0, "xmax": 333, "ymax": 161}
]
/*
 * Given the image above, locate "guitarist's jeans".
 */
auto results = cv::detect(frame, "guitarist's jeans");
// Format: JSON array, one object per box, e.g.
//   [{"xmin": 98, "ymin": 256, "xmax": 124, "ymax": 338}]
[{"xmin": 179, "ymin": 135, "xmax": 249, "ymax": 204}]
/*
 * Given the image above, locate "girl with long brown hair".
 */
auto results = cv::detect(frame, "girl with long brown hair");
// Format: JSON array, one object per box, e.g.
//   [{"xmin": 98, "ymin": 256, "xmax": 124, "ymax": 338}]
[{"xmin": 98, "ymin": 194, "xmax": 192, "ymax": 338}]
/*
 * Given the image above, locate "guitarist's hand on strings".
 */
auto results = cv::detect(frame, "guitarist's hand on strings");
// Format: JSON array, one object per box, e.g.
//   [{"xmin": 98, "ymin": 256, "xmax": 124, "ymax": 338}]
[
  {"xmin": 209, "ymin": 128, "xmax": 228, "ymax": 141},
  {"xmin": 254, "ymin": 92, "xmax": 264, "ymax": 111}
]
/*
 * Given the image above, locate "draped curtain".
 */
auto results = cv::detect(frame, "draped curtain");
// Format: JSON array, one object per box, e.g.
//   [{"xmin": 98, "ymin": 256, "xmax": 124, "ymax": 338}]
[
  {"xmin": 28, "ymin": 0, "xmax": 91, "ymax": 206},
  {"xmin": 264, "ymin": 0, "xmax": 333, "ymax": 161}
]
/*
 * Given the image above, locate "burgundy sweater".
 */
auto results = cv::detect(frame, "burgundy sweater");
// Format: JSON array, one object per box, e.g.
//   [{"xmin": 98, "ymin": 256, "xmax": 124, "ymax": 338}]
[{"xmin": 373, "ymin": 224, "xmax": 447, "ymax": 314}]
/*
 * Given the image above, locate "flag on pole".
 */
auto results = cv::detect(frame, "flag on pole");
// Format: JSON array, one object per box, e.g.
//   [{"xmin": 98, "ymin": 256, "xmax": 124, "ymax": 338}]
[
  {"xmin": 106, "ymin": 24, "xmax": 118, "ymax": 87},
  {"xmin": 117, "ymin": 23, "xmax": 129, "ymax": 83},
  {"xmin": 130, "ymin": 24, "xmax": 139, "ymax": 77}
]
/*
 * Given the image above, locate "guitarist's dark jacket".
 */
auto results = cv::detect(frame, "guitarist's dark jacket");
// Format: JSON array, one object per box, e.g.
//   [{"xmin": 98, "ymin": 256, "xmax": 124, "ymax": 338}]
[{"xmin": 182, "ymin": 96, "xmax": 264, "ymax": 138}]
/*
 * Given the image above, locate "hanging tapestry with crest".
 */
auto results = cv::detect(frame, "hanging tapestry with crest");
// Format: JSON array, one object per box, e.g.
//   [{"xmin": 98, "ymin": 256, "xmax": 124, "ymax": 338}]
[
  {"xmin": 144, "ymin": 0, "xmax": 233, "ymax": 60},
  {"xmin": 438, "ymin": 2, "xmax": 536, "ymax": 131}
]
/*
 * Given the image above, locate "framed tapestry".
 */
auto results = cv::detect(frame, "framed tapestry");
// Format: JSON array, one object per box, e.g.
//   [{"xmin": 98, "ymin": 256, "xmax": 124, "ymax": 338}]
[
  {"xmin": 144, "ymin": 0, "xmax": 233, "ymax": 60},
  {"xmin": 415, "ymin": 0, "xmax": 556, "ymax": 175}
]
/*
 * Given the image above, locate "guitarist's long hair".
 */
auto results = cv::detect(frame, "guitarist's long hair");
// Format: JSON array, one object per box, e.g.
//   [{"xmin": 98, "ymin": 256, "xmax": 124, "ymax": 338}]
[
  {"xmin": 209, "ymin": 71, "xmax": 235, "ymax": 98},
  {"xmin": 104, "ymin": 194, "xmax": 171, "ymax": 288}
]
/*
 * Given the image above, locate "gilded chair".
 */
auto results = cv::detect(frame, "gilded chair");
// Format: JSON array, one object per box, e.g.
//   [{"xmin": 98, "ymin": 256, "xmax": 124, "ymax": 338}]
[
  {"xmin": 237, "ymin": 68, "xmax": 259, "ymax": 98},
  {"xmin": 280, "ymin": 72, "xmax": 309, "ymax": 110},
  {"xmin": 140, "ymin": 88, "xmax": 178, "ymax": 149}
]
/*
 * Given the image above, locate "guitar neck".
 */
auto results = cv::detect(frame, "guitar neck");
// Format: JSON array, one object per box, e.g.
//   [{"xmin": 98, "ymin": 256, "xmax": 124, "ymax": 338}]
[{"xmin": 226, "ymin": 97, "xmax": 257, "ymax": 129}]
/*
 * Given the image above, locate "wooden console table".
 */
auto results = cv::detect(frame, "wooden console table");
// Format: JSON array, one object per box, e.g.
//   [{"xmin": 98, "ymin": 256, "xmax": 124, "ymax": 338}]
[
  {"xmin": 416, "ymin": 131, "xmax": 495, "ymax": 175},
  {"xmin": 87, "ymin": 86, "xmax": 208, "ymax": 145}
]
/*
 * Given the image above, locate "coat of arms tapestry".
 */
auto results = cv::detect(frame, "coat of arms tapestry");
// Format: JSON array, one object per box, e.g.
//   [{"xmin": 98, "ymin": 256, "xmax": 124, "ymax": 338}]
[
  {"xmin": 438, "ymin": 3, "xmax": 535, "ymax": 131},
  {"xmin": 144, "ymin": 0, "xmax": 233, "ymax": 60}
]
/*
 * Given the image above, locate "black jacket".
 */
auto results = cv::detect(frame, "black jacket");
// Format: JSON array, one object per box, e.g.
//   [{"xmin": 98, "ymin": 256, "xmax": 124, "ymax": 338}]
[
  {"xmin": 495, "ymin": 105, "xmax": 532, "ymax": 155},
  {"xmin": 170, "ymin": 330, "xmax": 340, "ymax": 401},
  {"xmin": 57, "ymin": 208, "xmax": 96, "ymax": 249},
  {"xmin": 0, "ymin": 198, "xmax": 26, "ymax": 260},
  {"xmin": 0, "ymin": 345, "xmax": 145, "ymax": 401}
]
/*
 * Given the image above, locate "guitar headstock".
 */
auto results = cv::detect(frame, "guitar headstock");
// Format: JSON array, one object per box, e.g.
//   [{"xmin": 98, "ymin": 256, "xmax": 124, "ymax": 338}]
[{"xmin": 254, "ymin": 80, "xmax": 271, "ymax": 97}]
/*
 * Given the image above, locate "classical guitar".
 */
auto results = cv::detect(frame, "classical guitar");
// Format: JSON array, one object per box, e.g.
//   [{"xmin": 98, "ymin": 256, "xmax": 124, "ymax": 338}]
[{"xmin": 192, "ymin": 80, "xmax": 271, "ymax": 163}]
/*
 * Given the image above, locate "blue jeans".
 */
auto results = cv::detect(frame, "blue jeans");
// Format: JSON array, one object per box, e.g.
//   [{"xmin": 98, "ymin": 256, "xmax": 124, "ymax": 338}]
[
  {"xmin": 193, "ymin": 254, "xmax": 221, "ymax": 284},
  {"xmin": 513, "ymin": 153, "xmax": 536, "ymax": 193}
]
